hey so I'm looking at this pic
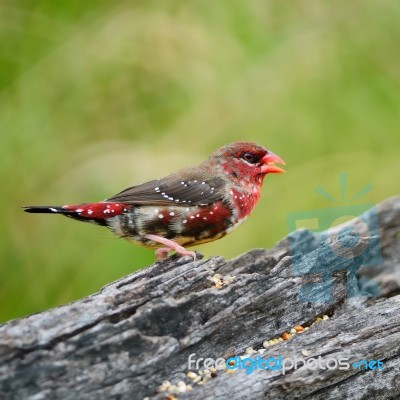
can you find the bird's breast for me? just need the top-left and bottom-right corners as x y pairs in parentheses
(228, 187), (260, 220)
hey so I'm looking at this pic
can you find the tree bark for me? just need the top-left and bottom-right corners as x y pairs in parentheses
(1, 196), (399, 400)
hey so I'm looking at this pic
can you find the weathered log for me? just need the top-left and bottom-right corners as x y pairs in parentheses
(1, 196), (399, 400)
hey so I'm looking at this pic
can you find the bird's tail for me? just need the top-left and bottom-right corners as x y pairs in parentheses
(23, 202), (129, 227)
(22, 206), (74, 215)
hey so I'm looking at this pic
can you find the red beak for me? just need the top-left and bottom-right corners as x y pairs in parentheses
(260, 151), (286, 174)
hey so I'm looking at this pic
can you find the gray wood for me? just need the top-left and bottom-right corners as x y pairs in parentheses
(1, 196), (399, 400)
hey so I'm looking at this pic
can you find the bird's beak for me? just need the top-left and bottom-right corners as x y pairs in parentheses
(260, 151), (286, 174)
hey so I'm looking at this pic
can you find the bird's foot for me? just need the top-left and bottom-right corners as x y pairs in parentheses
(145, 234), (197, 261)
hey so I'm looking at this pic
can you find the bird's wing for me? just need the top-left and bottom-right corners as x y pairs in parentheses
(106, 171), (226, 207)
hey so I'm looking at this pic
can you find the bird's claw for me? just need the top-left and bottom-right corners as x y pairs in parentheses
(155, 247), (196, 261)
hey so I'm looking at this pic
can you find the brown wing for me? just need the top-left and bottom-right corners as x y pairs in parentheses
(106, 171), (225, 207)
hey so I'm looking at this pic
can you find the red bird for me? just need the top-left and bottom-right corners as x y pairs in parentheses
(23, 142), (285, 260)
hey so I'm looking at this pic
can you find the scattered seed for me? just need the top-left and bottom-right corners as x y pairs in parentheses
(323, 315), (329, 320)
(177, 381), (187, 393)
(263, 340), (270, 348)
(157, 381), (171, 392)
(245, 347), (254, 355)
(290, 328), (297, 334)
(168, 385), (178, 394)
(187, 371), (197, 380)
(301, 349), (310, 356)
(281, 332), (291, 340)
(294, 325), (304, 332)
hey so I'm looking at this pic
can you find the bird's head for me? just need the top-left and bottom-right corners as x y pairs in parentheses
(207, 141), (285, 186)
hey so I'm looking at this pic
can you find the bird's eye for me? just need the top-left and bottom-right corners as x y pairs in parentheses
(242, 152), (258, 163)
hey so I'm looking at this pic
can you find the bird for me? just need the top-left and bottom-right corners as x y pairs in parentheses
(23, 142), (285, 260)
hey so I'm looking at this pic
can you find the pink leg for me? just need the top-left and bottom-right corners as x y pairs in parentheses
(145, 234), (196, 260)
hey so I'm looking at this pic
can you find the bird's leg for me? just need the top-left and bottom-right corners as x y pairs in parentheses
(144, 234), (197, 260)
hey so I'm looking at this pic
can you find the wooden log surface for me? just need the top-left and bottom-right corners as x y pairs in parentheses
(0, 196), (399, 400)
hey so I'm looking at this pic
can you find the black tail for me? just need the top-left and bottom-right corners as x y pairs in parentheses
(22, 206), (73, 215)
(22, 205), (108, 226)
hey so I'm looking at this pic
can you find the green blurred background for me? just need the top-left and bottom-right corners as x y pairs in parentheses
(1, 0), (399, 322)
